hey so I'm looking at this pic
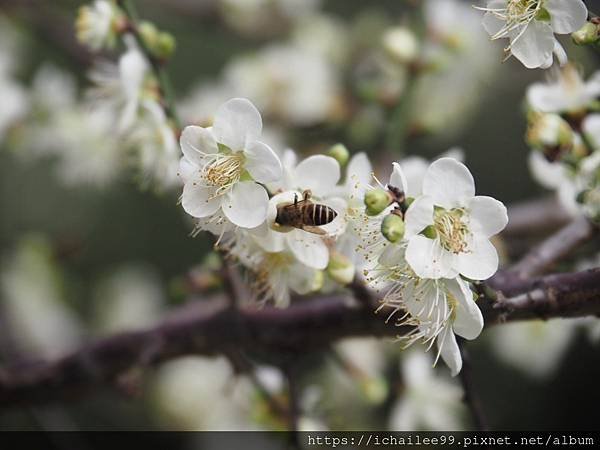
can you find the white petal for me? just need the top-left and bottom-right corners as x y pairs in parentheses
(552, 39), (568, 67)
(447, 278), (484, 340)
(468, 196), (508, 238)
(547, 0), (588, 34)
(293, 155), (341, 197)
(438, 327), (462, 376)
(388, 162), (408, 193)
(253, 229), (286, 253)
(222, 181), (269, 228)
(509, 21), (555, 69)
(405, 235), (457, 279)
(404, 196), (434, 237)
(378, 243), (405, 267)
(180, 126), (218, 166)
(288, 262), (321, 295)
(287, 231), (329, 270)
(347, 152), (372, 186)
(422, 158), (475, 208)
(454, 236), (499, 280)
(178, 156), (196, 184)
(212, 98), (262, 151)
(482, 7), (505, 37)
(244, 141), (282, 183)
(181, 182), (221, 218)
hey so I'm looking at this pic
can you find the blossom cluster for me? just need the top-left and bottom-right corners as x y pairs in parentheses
(525, 65), (600, 222)
(178, 97), (508, 375)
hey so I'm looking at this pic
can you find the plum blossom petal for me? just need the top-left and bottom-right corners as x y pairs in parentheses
(180, 126), (218, 165)
(244, 141), (283, 183)
(181, 182), (220, 218)
(404, 196), (434, 237)
(509, 21), (555, 69)
(212, 98), (262, 151)
(222, 181), (269, 228)
(468, 196), (508, 238)
(293, 155), (340, 197)
(389, 162), (408, 194)
(405, 235), (457, 279)
(287, 231), (329, 269)
(546, 0), (588, 34)
(438, 327), (462, 377)
(422, 158), (475, 208)
(454, 236), (499, 280)
(448, 278), (484, 340)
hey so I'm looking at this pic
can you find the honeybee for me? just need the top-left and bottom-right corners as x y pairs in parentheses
(275, 190), (338, 235)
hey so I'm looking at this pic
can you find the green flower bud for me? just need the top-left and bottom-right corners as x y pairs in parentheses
(155, 32), (176, 60)
(381, 213), (405, 243)
(138, 21), (159, 49)
(138, 22), (176, 60)
(360, 377), (388, 405)
(327, 252), (355, 285)
(364, 188), (391, 216)
(572, 22), (599, 46)
(327, 143), (350, 166)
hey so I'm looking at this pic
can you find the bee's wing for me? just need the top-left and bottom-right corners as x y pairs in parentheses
(301, 225), (327, 236)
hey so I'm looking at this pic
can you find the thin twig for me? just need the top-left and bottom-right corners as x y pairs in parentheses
(119, 0), (181, 129)
(457, 339), (489, 432)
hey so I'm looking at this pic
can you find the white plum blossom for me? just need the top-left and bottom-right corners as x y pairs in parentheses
(225, 44), (340, 126)
(76, 0), (119, 51)
(88, 35), (150, 131)
(179, 98), (282, 229)
(480, 0), (588, 69)
(371, 245), (483, 376)
(404, 158), (508, 280)
(389, 351), (466, 430)
(527, 65), (600, 113)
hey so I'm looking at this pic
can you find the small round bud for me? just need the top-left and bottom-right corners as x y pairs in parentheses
(381, 213), (405, 243)
(526, 113), (573, 151)
(382, 27), (419, 64)
(364, 188), (391, 216)
(361, 377), (388, 405)
(572, 22), (599, 46)
(155, 32), (176, 60)
(138, 21), (159, 49)
(327, 252), (355, 285)
(327, 143), (350, 167)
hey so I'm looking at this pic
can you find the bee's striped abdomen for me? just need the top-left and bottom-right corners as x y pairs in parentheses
(305, 204), (337, 226)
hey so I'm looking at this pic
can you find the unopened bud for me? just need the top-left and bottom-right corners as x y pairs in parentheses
(138, 22), (176, 60)
(572, 22), (599, 46)
(155, 32), (176, 60)
(361, 377), (388, 404)
(381, 213), (405, 243)
(364, 188), (391, 216)
(327, 252), (355, 285)
(382, 27), (419, 64)
(526, 113), (573, 151)
(327, 143), (350, 166)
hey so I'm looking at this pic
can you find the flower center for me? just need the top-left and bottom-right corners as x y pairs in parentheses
(201, 152), (245, 195)
(433, 208), (470, 254)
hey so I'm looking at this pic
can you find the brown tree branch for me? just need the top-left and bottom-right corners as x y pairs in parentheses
(0, 268), (599, 409)
(489, 216), (598, 296)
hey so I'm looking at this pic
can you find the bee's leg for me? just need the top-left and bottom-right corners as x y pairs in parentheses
(302, 189), (312, 201)
(301, 225), (327, 236)
(294, 193), (298, 206)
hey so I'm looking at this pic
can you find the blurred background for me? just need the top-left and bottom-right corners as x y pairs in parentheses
(1, 0), (600, 434)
